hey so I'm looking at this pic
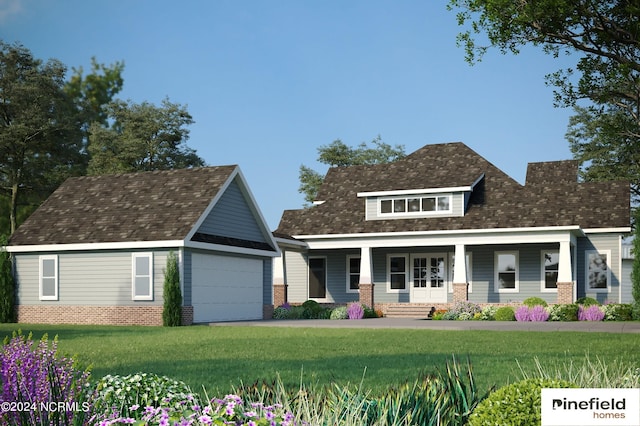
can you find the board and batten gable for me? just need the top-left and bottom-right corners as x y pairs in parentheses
(14, 249), (170, 306)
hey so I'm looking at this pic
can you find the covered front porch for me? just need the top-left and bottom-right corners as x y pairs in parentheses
(273, 226), (582, 311)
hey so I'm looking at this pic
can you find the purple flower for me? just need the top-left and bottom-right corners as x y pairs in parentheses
(514, 305), (531, 321)
(529, 305), (549, 322)
(579, 305), (605, 321)
(347, 302), (365, 319)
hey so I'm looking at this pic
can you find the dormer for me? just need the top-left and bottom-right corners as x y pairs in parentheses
(358, 173), (485, 221)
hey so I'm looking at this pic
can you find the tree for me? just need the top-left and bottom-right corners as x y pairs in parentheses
(87, 98), (205, 174)
(0, 236), (15, 323)
(448, 0), (640, 200)
(0, 42), (83, 234)
(162, 251), (182, 327)
(298, 136), (405, 204)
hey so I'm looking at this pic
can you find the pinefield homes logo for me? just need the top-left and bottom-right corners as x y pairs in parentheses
(541, 389), (640, 426)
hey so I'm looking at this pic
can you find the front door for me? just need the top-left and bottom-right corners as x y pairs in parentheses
(411, 254), (447, 303)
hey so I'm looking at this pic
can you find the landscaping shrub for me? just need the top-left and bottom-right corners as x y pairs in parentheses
(432, 309), (447, 320)
(515, 305), (549, 322)
(602, 303), (634, 321)
(330, 306), (348, 320)
(578, 304), (605, 321)
(468, 378), (576, 426)
(442, 301), (481, 320)
(522, 297), (548, 308)
(90, 372), (194, 422)
(347, 302), (364, 319)
(494, 306), (515, 321)
(272, 304), (291, 319)
(162, 251), (182, 327)
(479, 305), (497, 321)
(0, 331), (91, 425)
(576, 296), (601, 306)
(302, 299), (327, 319)
(363, 304), (378, 318)
(548, 303), (579, 321)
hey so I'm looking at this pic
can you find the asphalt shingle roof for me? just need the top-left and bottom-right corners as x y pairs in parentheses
(9, 166), (237, 246)
(276, 142), (630, 236)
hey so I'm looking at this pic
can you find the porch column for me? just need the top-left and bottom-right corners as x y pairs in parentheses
(358, 246), (375, 309)
(556, 240), (574, 304)
(272, 251), (287, 308)
(452, 244), (469, 303)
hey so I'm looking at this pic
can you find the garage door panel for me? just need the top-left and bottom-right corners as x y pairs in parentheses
(192, 253), (263, 322)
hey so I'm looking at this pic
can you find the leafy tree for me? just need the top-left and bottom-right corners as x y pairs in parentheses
(448, 0), (640, 200)
(0, 41), (83, 234)
(64, 57), (124, 162)
(0, 236), (15, 323)
(87, 98), (205, 174)
(162, 251), (182, 327)
(298, 136), (405, 204)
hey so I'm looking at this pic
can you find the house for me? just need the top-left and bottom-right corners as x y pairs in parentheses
(6, 166), (280, 325)
(273, 142), (631, 315)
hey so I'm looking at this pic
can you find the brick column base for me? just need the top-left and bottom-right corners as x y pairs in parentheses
(359, 283), (374, 309)
(452, 283), (468, 303)
(556, 282), (574, 304)
(273, 284), (287, 308)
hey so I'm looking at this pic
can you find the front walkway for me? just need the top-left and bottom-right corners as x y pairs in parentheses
(208, 318), (640, 333)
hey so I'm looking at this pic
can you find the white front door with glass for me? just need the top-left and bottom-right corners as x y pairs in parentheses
(410, 254), (447, 303)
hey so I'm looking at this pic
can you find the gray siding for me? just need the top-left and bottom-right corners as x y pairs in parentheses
(14, 250), (170, 306)
(263, 258), (272, 305)
(182, 250), (192, 305)
(622, 259), (633, 303)
(197, 178), (267, 243)
(284, 250), (308, 303)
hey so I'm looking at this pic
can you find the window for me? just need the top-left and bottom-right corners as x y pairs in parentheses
(542, 251), (559, 292)
(388, 255), (408, 292)
(495, 251), (518, 292)
(379, 195), (452, 216)
(347, 256), (360, 292)
(309, 257), (326, 299)
(39, 255), (58, 301)
(586, 250), (610, 293)
(132, 253), (153, 300)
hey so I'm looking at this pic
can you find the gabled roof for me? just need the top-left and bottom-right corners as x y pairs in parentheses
(276, 142), (630, 236)
(9, 166), (278, 254)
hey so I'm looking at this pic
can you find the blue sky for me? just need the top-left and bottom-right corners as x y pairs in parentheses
(2, 0), (577, 229)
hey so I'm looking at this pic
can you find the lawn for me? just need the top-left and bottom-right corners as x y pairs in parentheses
(1, 323), (638, 398)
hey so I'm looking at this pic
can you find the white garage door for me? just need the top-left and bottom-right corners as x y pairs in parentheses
(191, 253), (263, 322)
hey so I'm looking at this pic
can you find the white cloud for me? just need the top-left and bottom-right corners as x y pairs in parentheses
(0, 0), (23, 23)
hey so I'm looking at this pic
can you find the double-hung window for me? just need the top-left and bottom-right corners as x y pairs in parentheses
(132, 253), (153, 300)
(541, 251), (559, 292)
(495, 251), (518, 292)
(586, 250), (610, 293)
(388, 255), (408, 292)
(39, 255), (58, 301)
(347, 256), (360, 292)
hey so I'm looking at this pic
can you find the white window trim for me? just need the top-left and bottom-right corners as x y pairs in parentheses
(39, 255), (59, 301)
(308, 256), (328, 301)
(132, 252), (154, 301)
(387, 254), (409, 293)
(541, 250), (559, 293)
(494, 251), (519, 293)
(346, 255), (360, 294)
(448, 252), (472, 293)
(585, 250), (611, 294)
(378, 194), (453, 217)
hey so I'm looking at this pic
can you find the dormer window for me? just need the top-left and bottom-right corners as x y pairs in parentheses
(379, 195), (452, 216)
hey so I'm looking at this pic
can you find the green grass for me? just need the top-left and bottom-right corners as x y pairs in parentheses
(1, 323), (638, 398)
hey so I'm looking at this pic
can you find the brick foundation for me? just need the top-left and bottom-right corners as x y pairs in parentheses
(452, 282), (469, 303)
(17, 305), (195, 326)
(556, 282), (574, 304)
(359, 283), (374, 308)
(273, 284), (287, 308)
